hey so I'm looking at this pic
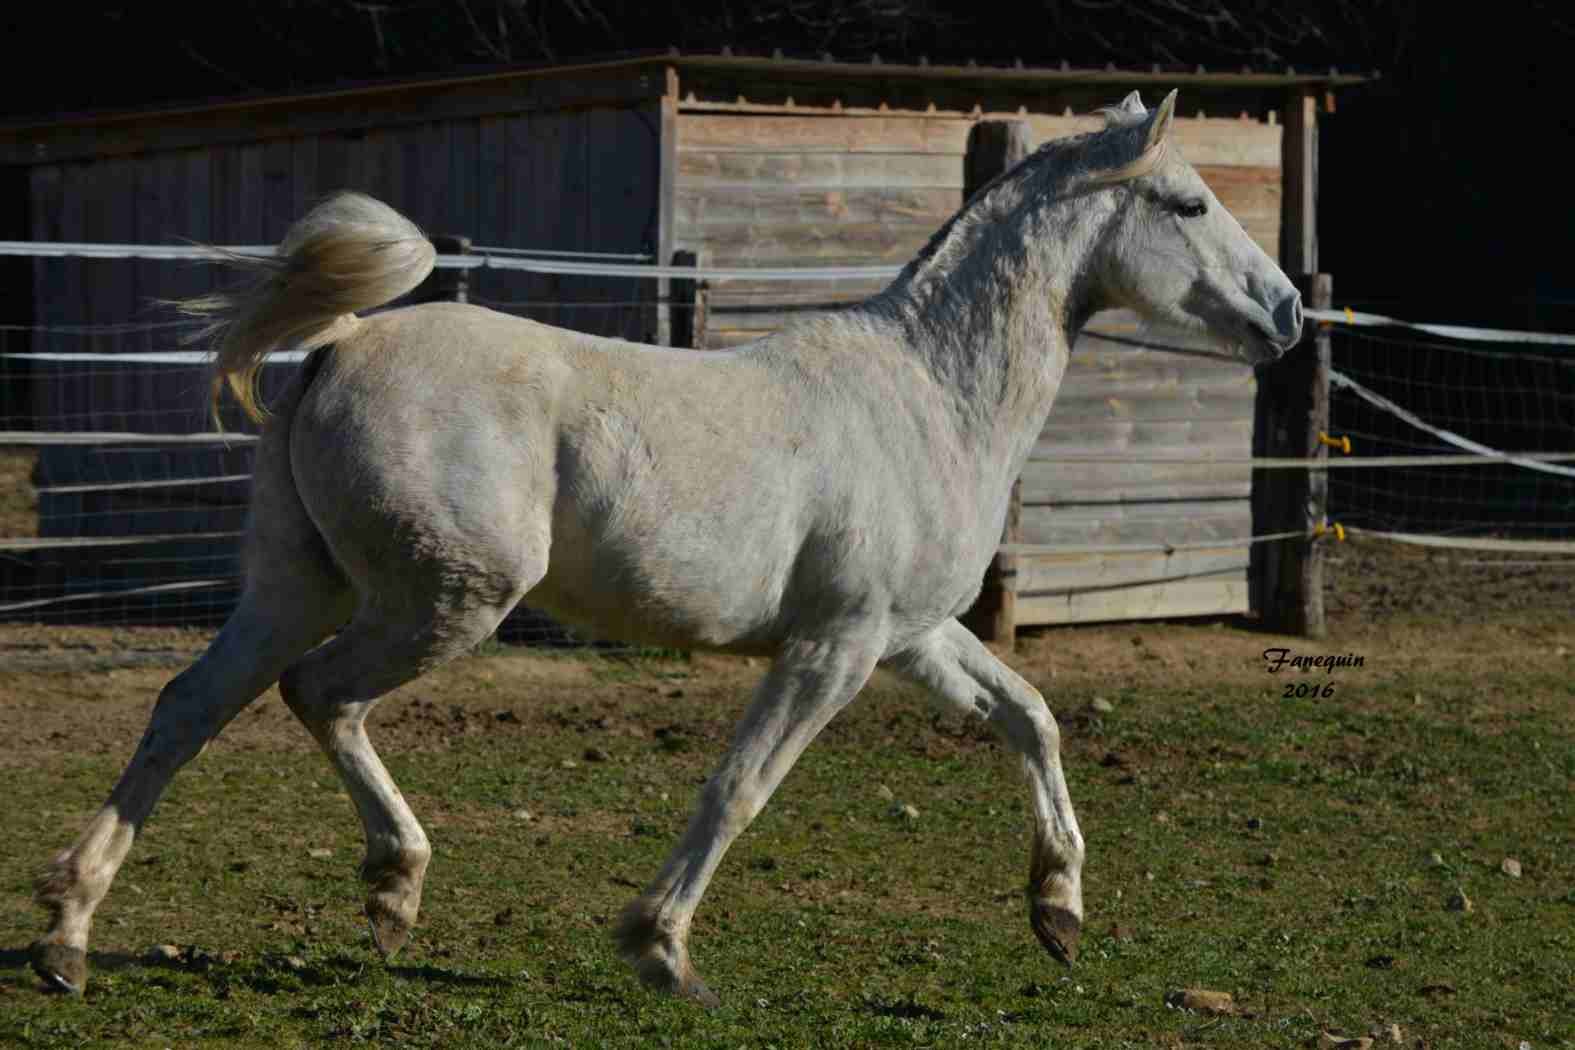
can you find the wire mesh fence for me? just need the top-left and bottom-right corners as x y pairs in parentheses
(0, 305), (641, 643)
(1328, 327), (1575, 540)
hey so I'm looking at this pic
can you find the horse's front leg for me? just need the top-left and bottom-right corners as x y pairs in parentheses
(887, 617), (1085, 964)
(616, 631), (883, 1006)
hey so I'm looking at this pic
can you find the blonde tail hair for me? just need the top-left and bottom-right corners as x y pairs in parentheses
(175, 192), (436, 425)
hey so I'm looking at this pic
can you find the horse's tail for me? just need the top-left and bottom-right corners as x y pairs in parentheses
(174, 192), (436, 425)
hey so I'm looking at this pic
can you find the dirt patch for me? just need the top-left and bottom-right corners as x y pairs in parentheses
(1324, 533), (1571, 626)
(0, 534), (1568, 767)
(0, 448), (37, 539)
(2, 610), (1568, 772)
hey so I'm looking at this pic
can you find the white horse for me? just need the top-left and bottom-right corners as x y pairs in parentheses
(31, 91), (1301, 1004)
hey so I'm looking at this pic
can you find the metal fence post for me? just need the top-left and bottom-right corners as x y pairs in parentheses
(670, 249), (707, 349)
(426, 234), (471, 303)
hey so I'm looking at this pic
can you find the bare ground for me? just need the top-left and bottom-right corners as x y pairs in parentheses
(0, 533), (1568, 768)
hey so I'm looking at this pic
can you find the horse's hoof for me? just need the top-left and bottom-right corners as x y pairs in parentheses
(635, 962), (722, 1008)
(365, 907), (413, 958)
(615, 898), (721, 1007)
(681, 972), (722, 1009)
(1030, 901), (1081, 966)
(31, 941), (87, 995)
(626, 954), (723, 1008)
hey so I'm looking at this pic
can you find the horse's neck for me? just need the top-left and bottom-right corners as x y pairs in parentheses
(875, 188), (1095, 478)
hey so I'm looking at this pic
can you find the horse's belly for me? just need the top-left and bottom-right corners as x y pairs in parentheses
(526, 513), (794, 653)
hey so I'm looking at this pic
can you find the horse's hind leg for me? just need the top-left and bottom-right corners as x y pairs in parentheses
(32, 386), (350, 995)
(887, 618), (1086, 965)
(31, 575), (350, 993)
(278, 582), (529, 959)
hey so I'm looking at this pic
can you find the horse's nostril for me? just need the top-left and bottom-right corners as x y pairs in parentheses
(1275, 293), (1304, 343)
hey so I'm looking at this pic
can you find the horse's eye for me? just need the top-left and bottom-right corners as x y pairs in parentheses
(1174, 199), (1208, 219)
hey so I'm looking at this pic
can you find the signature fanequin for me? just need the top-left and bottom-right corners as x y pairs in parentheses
(1262, 647), (1365, 699)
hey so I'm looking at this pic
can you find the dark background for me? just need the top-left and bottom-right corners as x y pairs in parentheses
(4, 0), (1571, 331)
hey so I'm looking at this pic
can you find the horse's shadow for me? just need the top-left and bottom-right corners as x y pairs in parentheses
(385, 962), (509, 989)
(1, 945), (509, 994)
(0, 946), (147, 994)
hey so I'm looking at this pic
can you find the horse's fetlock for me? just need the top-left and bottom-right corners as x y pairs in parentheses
(615, 897), (682, 960)
(360, 844), (429, 887)
(34, 850), (107, 908)
(34, 854), (77, 904)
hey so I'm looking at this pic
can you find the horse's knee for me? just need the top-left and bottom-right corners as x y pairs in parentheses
(990, 679), (1059, 752)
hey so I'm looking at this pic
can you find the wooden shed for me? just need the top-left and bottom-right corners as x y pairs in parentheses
(0, 52), (1361, 628)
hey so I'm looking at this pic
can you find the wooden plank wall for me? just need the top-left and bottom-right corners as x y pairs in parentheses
(1020, 314), (1260, 625)
(20, 102), (661, 618)
(1018, 115), (1279, 626)
(675, 113), (963, 347)
(673, 106), (1279, 626)
(470, 104), (662, 339)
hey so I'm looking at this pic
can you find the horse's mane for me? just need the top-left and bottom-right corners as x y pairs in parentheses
(893, 110), (1166, 290)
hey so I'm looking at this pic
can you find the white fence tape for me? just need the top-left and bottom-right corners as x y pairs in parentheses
(999, 530), (1306, 557)
(36, 474), (251, 496)
(1034, 452), (1575, 469)
(6, 350), (251, 364)
(6, 239), (1575, 344)
(0, 431), (258, 446)
(1307, 307), (1575, 347)
(0, 242), (274, 261)
(1002, 527), (1575, 558)
(0, 531), (241, 553)
(0, 241), (648, 263)
(0, 578), (234, 616)
(0, 240), (898, 282)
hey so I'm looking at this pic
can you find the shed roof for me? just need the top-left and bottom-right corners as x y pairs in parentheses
(0, 49), (1371, 166)
(668, 49), (1370, 90)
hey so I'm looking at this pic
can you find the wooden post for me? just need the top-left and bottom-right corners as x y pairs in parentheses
(654, 72), (679, 346)
(426, 234), (471, 303)
(1250, 275), (1331, 638)
(960, 119), (1031, 647)
(1250, 87), (1328, 637)
(670, 250), (708, 349)
(1280, 89), (1319, 279)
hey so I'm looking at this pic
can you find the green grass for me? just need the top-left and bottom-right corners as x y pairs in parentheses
(2, 648), (1572, 1048)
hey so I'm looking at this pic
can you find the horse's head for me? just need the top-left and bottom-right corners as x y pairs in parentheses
(1083, 90), (1303, 364)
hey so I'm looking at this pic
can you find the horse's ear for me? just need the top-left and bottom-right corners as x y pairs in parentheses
(1144, 90), (1178, 151)
(1118, 91), (1146, 117)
